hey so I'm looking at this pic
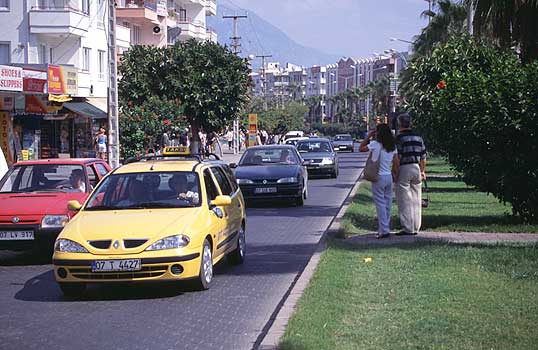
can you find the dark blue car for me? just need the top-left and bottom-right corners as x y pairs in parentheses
(231, 145), (308, 206)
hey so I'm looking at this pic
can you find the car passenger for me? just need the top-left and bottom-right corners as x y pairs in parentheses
(117, 179), (145, 207)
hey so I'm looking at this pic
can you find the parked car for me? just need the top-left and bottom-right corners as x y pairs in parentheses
(0, 158), (111, 251)
(52, 148), (246, 296)
(332, 134), (355, 152)
(296, 138), (339, 178)
(0, 147), (7, 179)
(231, 145), (308, 206)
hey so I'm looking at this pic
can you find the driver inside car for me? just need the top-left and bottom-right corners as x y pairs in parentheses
(169, 174), (199, 204)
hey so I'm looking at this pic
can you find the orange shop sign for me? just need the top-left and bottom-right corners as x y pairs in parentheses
(0, 112), (14, 164)
(47, 65), (78, 95)
(0, 65), (23, 92)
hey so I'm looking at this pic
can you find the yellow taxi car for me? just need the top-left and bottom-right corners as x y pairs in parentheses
(52, 147), (246, 297)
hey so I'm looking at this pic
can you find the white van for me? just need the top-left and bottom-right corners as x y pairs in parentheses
(284, 130), (304, 140)
(0, 147), (8, 179)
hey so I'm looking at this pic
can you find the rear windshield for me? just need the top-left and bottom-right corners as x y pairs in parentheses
(0, 164), (86, 193)
(239, 148), (299, 165)
(85, 171), (201, 210)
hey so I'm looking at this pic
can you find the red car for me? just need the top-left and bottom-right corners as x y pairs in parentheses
(0, 158), (111, 251)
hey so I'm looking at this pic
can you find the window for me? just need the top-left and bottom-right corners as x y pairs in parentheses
(82, 47), (91, 71)
(131, 24), (140, 44)
(38, 44), (48, 64)
(0, 0), (9, 11)
(203, 169), (219, 204)
(221, 165), (239, 193)
(95, 163), (108, 177)
(82, 0), (89, 15)
(178, 8), (186, 21)
(98, 50), (105, 80)
(97, 0), (105, 28)
(210, 167), (234, 196)
(86, 165), (98, 188)
(0, 43), (10, 64)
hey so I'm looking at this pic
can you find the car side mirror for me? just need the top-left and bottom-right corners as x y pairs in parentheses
(67, 200), (82, 211)
(210, 195), (232, 207)
(229, 163), (237, 169)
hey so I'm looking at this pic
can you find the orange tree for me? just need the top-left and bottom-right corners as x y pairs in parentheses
(401, 35), (538, 222)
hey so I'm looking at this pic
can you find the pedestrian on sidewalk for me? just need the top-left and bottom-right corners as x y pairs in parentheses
(94, 127), (107, 160)
(393, 113), (427, 235)
(225, 129), (233, 150)
(360, 124), (399, 238)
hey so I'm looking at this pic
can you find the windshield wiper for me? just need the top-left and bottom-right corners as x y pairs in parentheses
(240, 163), (262, 166)
(85, 205), (118, 211)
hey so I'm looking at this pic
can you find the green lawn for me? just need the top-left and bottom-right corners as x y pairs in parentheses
(280, 242), (538, 350)
(342, 156), (538, 233)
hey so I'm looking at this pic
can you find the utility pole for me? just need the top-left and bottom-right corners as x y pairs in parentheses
(223, 14), (247, 154)
(222, 15), (248, 54)
(107, 0), (119, 168)
(256, 54), (272, 109)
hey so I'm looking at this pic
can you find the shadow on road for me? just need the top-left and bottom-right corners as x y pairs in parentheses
(0, 249), (53, 266)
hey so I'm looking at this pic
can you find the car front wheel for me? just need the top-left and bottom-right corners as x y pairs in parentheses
(195, 239), (213, 290)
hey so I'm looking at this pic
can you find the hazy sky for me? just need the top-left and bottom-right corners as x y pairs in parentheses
(221, 0), (429, 57)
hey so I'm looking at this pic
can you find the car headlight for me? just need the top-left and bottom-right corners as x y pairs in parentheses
(41, 215), (69, 229)
(321, 158), (334, 165)
(237, 178), (254, 184)
(277, 177), (298, 183)
(145, 235), (190, 251)
(54, 239), (88, 253)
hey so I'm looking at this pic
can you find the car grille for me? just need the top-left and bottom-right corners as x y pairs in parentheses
(123, 239), (148, 248)
(251, 179), (279, 185)
(88, 240), (111, 249)
(68, 265), (168, 280)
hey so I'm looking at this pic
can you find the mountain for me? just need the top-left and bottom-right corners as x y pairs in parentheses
(207, 2), (340, 69)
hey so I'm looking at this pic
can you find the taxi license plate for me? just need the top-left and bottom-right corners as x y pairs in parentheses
(91, 259), (141, 272)
(0, 231), (34, 240)
(255, 187), (277, 194)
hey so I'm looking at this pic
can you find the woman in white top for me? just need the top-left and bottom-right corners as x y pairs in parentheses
(359, 124), (400, 238)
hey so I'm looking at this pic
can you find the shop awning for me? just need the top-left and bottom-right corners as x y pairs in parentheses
(64, 98), (107, 119)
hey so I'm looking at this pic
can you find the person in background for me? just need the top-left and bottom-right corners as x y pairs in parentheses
(394, 113), (427, 235)
(225, 129), (234, 150)
(94, 127), (107, 160)
(359, 124), (399, 239)
(161, 128), (171, 150)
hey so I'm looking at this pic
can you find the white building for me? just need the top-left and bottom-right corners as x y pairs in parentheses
(116, 0), (217, 47)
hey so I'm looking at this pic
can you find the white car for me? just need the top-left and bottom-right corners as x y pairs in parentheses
(284, 131), (305, 140)
(0, 147), (8, 179)
(284, 137), (309, 146)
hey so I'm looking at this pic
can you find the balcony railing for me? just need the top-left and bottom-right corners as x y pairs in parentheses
(32, 0), (88, 15)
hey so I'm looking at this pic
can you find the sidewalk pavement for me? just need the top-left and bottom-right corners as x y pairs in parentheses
(219, 149), (243, 165)
(346, 231), (538, 246)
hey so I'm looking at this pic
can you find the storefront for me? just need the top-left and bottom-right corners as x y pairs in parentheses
(1, 64), (106, 163)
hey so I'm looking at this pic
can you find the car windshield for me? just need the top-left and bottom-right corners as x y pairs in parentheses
(239, 148), (299, 165)
(0, 164), (87, 193)
(85, 171), (201, 210)
(297, 141), (332, 153)
(335, 135), (352, 141)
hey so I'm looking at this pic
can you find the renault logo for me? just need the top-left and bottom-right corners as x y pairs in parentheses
(262, 180), (267, 184)
(11, 216), (20, 224)
(113, 240), (120, 249)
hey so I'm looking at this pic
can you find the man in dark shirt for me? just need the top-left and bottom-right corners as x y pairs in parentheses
(394, 113), (427, 235)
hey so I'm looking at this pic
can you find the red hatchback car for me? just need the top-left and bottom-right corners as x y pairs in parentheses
(0, 158), (111, 251)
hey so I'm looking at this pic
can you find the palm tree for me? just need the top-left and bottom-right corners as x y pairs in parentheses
(413, 0), (468, 57)
(469, 0), (538, 63)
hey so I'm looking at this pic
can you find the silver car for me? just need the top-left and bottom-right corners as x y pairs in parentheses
(332, 134), (355, 152)
(296, 138), (338, 178)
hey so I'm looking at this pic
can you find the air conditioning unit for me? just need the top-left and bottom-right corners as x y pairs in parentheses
(152, 26), (161, 34)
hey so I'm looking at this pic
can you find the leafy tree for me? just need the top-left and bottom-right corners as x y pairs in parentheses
(401, 35), (538, 222)
(119, 39), (251, 154)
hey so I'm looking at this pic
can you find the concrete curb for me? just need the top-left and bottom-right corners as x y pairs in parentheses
(256, 170), (365, 350)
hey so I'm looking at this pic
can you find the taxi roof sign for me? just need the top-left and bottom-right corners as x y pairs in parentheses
(163, 146), (191, 156)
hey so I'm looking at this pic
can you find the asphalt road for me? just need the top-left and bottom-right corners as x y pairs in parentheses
(0, 149), (366, 350)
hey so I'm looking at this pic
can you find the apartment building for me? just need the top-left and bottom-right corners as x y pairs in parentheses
(116, 0), (217, 47)
(0, 0), (112, 161)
